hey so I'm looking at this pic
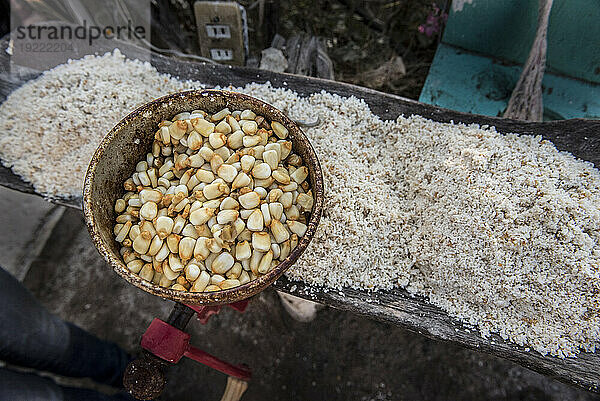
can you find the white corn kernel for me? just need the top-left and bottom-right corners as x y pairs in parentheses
(247, 209), (264, 231)
(220, 279), (241, 290)
(169, 253), (184, 272)
(194, 237), (211, 261)
(271, 243), (281, 259)
(227, 130), (244, 149)
(211, 108), (230, 121)
(203, 182), (228, 199)
(189, 207), (215, 225)
(210, 154), (224, 174)
(210, 274), (226, 286)
(231, 172), (251, 190)
(280, 240), (291, 260)
(148, 235), (163, 256)
(188, 131), (203, 150)
(198, 146), (214, 162)
(241, 120), (258, 134)
(169, 120), (187, 140)
(211, 252), (235, 274)
(287, 221), (307, 237)
(268, 189), (283, 203)
(270, 219), (290, 243)
(258, 250), (274, 274)
(163, 262), (179, 280)
(217, 164), (237, 183)
(214, 146), (231, 161)
(261, 203), (272, 226)
(215, 120), (232, 134)
(203, 199), (222, 209)
(252, 231), (271, 252)
(238, 191), (261, 209)
(296, 192), (314, 211)
(191, 271), (210, 292)
(140, 201), (158, 220)
(192, 118), (215, 136)
(115, 221), (132, 242)
(280, 182), (298, 192)
(263, 149), (279, 170)
(240, 155), (255, 173)
(166, 234), (181, 253)
(227, 115), (241, 131)
(290, 166), (308, 184)
(217, 209), (239, 225)
(271, 121), (288, 139)
(242, 135), (261, 148)
(209, 132), (227, 148)
(183, 264), (200, 282)
(133, 231), (152, 254)
(155, 216), (174, 239)
(140, 189), (162, 203)
(115, 198), (126, 213)
(280, 141), (293, 159)
(220, 196), (239, 210)
(280, 192), (293, 208)
(128, 197), (142, 208)
(254, 186), (267, 199)
(139, 263), (154, 282)
(155, 242), (170, 262)
(136, 161), (148, 172)
(235, 241), (251, 260)
(179, 237), (196, 260)
(239, 270), (250, 284)
(240, 110), (256, 120)
(160, 126), (171, 144)
(249, 250), (263, 274)
(272, 168), (291, 185)
(254, 177), (274, 188)
(127, 259), (144, 274)
(173, 215), (186, 234)
(285, 204), (300, 221)
(129, 224), (141, 241)
(196, 169), (215, 183)
(252, 162), (271, 179)
(269, 202), (284, 220)
(227, 263), (242, 279)
(171, 284), (187, 291)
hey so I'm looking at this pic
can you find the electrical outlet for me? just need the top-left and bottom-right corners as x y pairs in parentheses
(210, 48), (234, 61)
(206, 25), (231, 39)
(194, 1), (248, 66)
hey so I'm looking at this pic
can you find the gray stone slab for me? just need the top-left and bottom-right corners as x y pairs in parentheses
(21, 209), (600, 401)
(0, 187), (63, 281)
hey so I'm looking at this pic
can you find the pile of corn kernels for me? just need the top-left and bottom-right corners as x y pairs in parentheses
(113, 107), (314, 292)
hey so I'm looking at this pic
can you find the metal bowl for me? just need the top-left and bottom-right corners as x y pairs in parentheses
(83, 89), (324, 305)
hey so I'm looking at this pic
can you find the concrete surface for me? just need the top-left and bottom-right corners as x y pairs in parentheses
(18, 208), (600, 401)
(0, 187), (63, 280)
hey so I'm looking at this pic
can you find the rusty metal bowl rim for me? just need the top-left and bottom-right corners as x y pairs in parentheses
(83, 89), (324, 305)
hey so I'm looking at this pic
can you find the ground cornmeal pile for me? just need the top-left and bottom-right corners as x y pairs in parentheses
(0, 51), (598, 358)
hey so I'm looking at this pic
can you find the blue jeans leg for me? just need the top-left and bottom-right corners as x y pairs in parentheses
(0, 266), (130, 387)
(0, 368), (135, 401)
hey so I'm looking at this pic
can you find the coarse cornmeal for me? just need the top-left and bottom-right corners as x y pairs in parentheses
(0, 51), (598, 358)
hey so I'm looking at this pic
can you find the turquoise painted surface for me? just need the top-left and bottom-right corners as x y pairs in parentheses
(419, 44), (600, 120)
(444, 0), (600, 84)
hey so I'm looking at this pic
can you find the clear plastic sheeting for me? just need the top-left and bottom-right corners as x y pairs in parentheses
(9, 0), (151, 71)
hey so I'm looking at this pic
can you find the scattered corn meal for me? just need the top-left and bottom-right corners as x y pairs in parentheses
(113, 107), (313, 292)
(1, 50), (599, 358)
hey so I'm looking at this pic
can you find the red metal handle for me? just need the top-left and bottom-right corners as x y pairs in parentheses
(141, 318), (251, 380)
(183, 345), (251, 381)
